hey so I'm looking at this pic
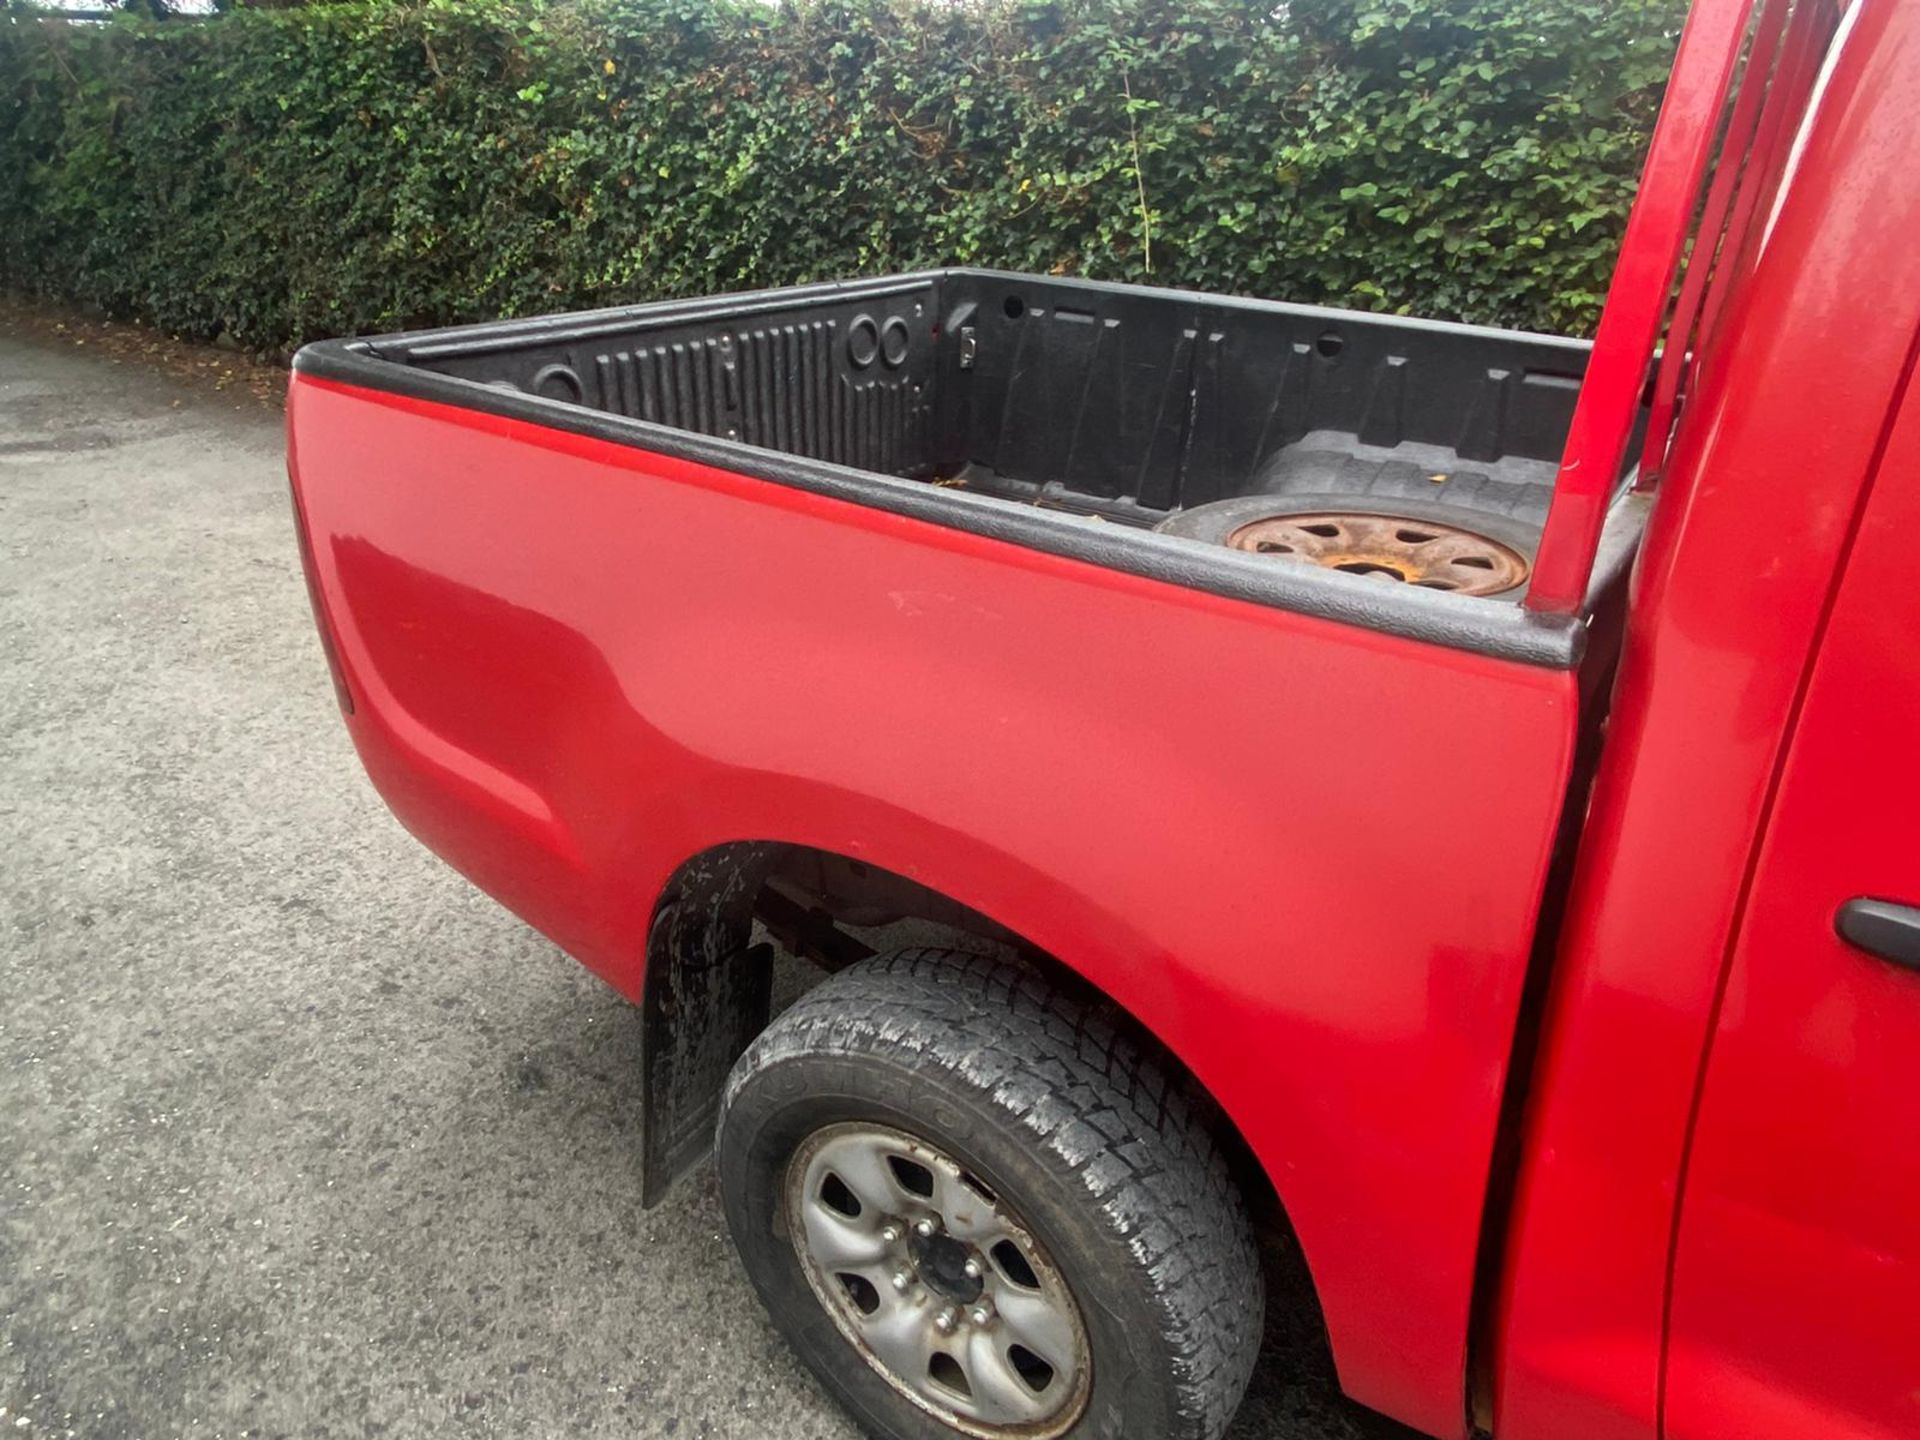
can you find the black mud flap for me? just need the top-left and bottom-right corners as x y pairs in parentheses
(640, 844), (778, 1206)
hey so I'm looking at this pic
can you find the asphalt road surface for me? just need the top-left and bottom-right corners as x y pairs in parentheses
(0, 321), (1416, 1440)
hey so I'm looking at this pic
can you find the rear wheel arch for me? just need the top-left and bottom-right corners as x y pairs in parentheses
(635, 841), (1294, 1248)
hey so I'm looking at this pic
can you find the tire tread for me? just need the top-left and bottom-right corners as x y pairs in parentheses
(720, 948), (1263, 1440)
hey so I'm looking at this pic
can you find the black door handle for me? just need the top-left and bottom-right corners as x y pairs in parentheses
(1836, 898), (1920, 972)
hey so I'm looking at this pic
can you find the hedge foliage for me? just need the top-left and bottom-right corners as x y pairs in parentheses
(0, 0), (1686, 354)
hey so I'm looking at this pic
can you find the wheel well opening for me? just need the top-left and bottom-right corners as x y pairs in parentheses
(738, 847), (1285, 1209)
(645, 844), (1336, 1390)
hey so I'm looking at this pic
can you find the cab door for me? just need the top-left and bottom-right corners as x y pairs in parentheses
(1663, 380), (1920, 1440)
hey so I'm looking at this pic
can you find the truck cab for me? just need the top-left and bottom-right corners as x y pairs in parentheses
(286, 1), (1920, 1436)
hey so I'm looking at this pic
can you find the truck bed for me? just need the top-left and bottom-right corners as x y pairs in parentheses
(286, 268), (1641, 1437)
(296, 269), (1644, 666)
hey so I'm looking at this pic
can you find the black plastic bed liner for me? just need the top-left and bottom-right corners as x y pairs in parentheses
(294, 269), (1646, 668)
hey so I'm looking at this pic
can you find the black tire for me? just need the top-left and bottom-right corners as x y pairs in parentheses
(716, 948), (1263, 1440)
(1154, 491), (1544, 562)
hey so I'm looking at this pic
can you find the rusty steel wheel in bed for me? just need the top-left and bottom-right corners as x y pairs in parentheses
(1225, 511), (1531, 596)
(1155, 493), (1542, 600)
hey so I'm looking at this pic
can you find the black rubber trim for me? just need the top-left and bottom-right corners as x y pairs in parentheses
(292, 269), (1623, 669)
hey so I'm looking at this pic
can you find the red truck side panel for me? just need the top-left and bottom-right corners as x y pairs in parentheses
(288, 377), (1578, 1438)
(1492, 3), (1920, 1435)
(1663, 357), (1920, 1440)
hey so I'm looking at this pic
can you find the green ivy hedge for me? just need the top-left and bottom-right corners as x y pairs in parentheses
(0, 0), (1685, 354)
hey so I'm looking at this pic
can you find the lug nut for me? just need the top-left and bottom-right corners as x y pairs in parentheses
(914, 1218), (935, 1238)
(970, 1304), (991, 1326)
(962, 1258), (981, 1279)
(934, 1307), (957, 1334)
(880, 1225), (901, 1244)
(891, 1271), (911, 1292)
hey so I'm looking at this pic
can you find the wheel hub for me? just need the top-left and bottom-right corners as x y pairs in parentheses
(1225, 510), (1530, 596)
(910, 1226), (987, 1305)
(786, 1122), (1091, 1438)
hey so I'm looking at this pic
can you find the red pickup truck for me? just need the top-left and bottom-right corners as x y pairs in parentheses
(285, 0), (1920, 1436)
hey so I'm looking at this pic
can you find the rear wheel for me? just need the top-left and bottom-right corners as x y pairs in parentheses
(716, 948), (1263, 1440)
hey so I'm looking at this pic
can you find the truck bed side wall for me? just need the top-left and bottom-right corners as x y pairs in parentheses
(288, 376), (1580, 1437)
(938, 271), (1589, 515)
(378, 268), (1596, 529)
(381, 274), (948, 481)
